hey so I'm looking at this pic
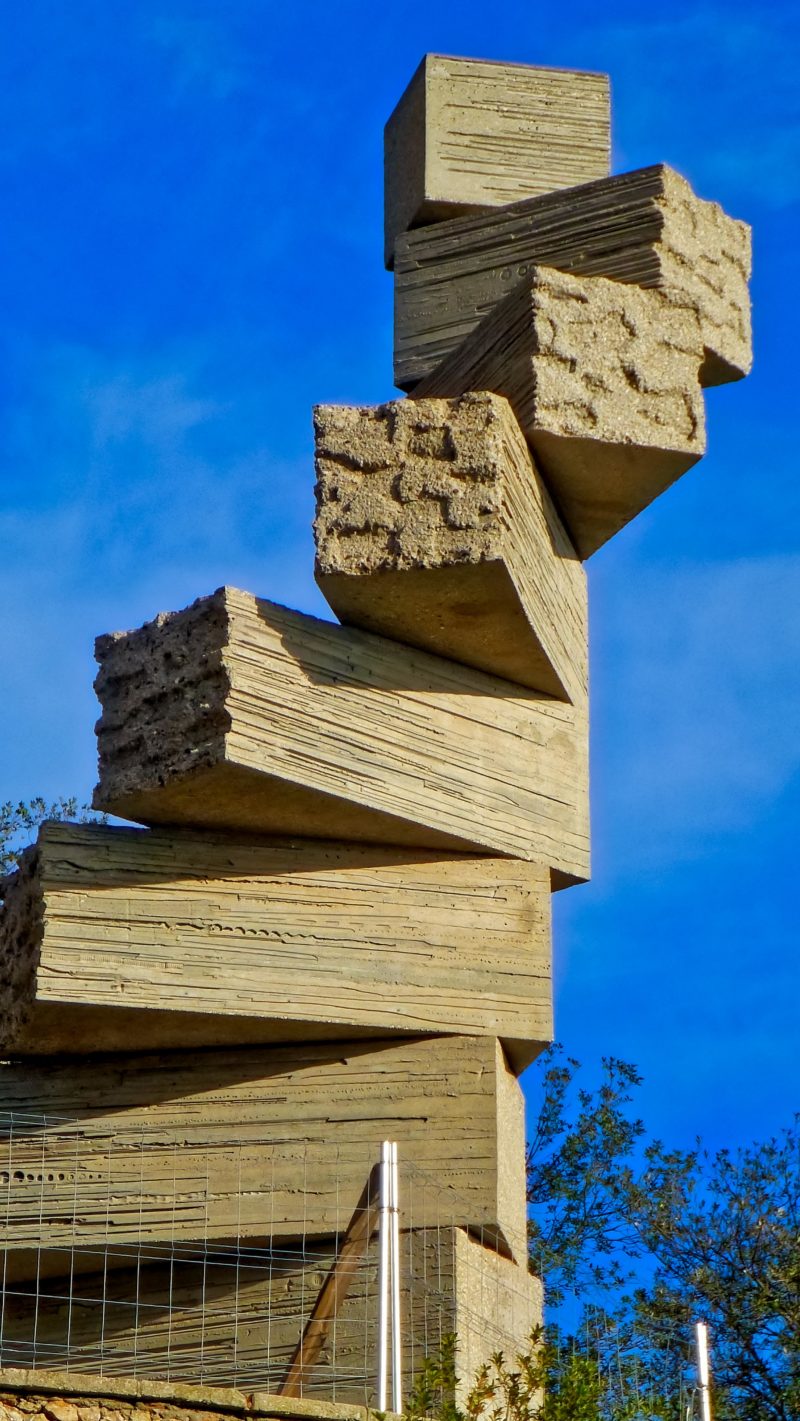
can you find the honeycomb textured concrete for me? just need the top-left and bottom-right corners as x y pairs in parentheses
(394, 163), (752, 390)
(314, 391), (587, 697)
(415, 264), (707, 556)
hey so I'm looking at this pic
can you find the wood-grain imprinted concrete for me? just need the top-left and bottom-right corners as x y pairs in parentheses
(1, 820), (551, 1070)
(93, 588), (589, 885)
(394, 163), (751, 390)
(0, 1036), (528, 1269)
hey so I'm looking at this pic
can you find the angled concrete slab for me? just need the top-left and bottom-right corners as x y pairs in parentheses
(314, 392), (587, 700)
(92, 587), (589, 885)
(394, 163), (751, 391)
(415, 266), (706, 557)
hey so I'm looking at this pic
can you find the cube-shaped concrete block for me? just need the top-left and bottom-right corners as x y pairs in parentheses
(385, 54), (610, 268)
(0, 820), (552, 1071)
(394, 163), (752, 390)
(415, 266), (707, 558)
(314, 392), (587, 701)
(92, 587), (590, 885)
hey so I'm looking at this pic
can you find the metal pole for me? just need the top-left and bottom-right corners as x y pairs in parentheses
(695, 1321), (712, 1421)
(376, 1142), (391, 1411)
(389, 1142), (402, 1412)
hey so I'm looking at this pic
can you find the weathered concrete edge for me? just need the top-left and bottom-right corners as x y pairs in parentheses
(0, 1369), (398, 1421)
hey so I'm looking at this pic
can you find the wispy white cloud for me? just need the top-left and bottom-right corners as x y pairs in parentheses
(0, 334), (328, 800)
(0, 339), (319, 586)
(81, 369), (222, 451)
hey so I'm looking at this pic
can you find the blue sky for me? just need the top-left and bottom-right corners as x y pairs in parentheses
(0, 0), (797, 1156)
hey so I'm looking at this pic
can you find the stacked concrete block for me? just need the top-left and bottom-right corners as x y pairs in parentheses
(314, 391), (587, 698)
(0, 1038), (528, 1266)
(414, 267), (706, 556)
(0, 46), (751, 1411)
(0, 821), (551, 1068)
(384, 55), (610, 268)
(394, 163), (752, 390)
(91, 587), (590, 884)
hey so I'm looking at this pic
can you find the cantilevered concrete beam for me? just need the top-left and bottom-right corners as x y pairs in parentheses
(1, 820), (551, 1071)
(314, 392), (587, 699)
(394, 163), (751, 390)
(0, 1036), (528, 1267)
(93, 587), (589, 884)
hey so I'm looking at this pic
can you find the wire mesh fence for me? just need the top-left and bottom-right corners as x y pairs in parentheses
(555, 1305), (716, 1421)
(0, 1110), (536, 1405)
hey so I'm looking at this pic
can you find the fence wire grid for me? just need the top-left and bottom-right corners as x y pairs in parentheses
(0, 1110), (535, 1405)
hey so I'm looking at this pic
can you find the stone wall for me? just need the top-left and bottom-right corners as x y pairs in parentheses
(0, 1369), (379, 1421)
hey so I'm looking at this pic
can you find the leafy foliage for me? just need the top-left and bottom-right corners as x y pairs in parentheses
(527, 1048), (645, 1302)
(404, 1333), (463, 1421)
(403, 1329), (603, 1421)
(527, 1047), (800, 1421)
(402, 1328), (674, 1421)
(462, 1335), (603, 1421)
(0, 797), (101, 878)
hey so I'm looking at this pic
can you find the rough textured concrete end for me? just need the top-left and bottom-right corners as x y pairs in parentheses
(314, 391), (587, 698)
(415, 265), (707, 557)
(0, 844), (44, 1050)
(658, 165), (752, 387)
(393, 162), (751, 391)
(92, 590), (233, 817)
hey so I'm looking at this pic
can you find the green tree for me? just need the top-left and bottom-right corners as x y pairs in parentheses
(526, 1049), (645, 1303)
(0, 796), (99, 878)
(402, 1326), (676, 1421)
(527, 1047), (800, 1421)
(403, 1330), (608, 1421)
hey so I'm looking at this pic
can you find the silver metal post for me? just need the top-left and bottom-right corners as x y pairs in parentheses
(695, 1321), (712, 1421)
(376, 1142), (391, 1410)
(389, 1142), (402, 1412)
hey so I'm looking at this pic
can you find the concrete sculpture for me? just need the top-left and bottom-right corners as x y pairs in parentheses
(0, 51), (751, 1410)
